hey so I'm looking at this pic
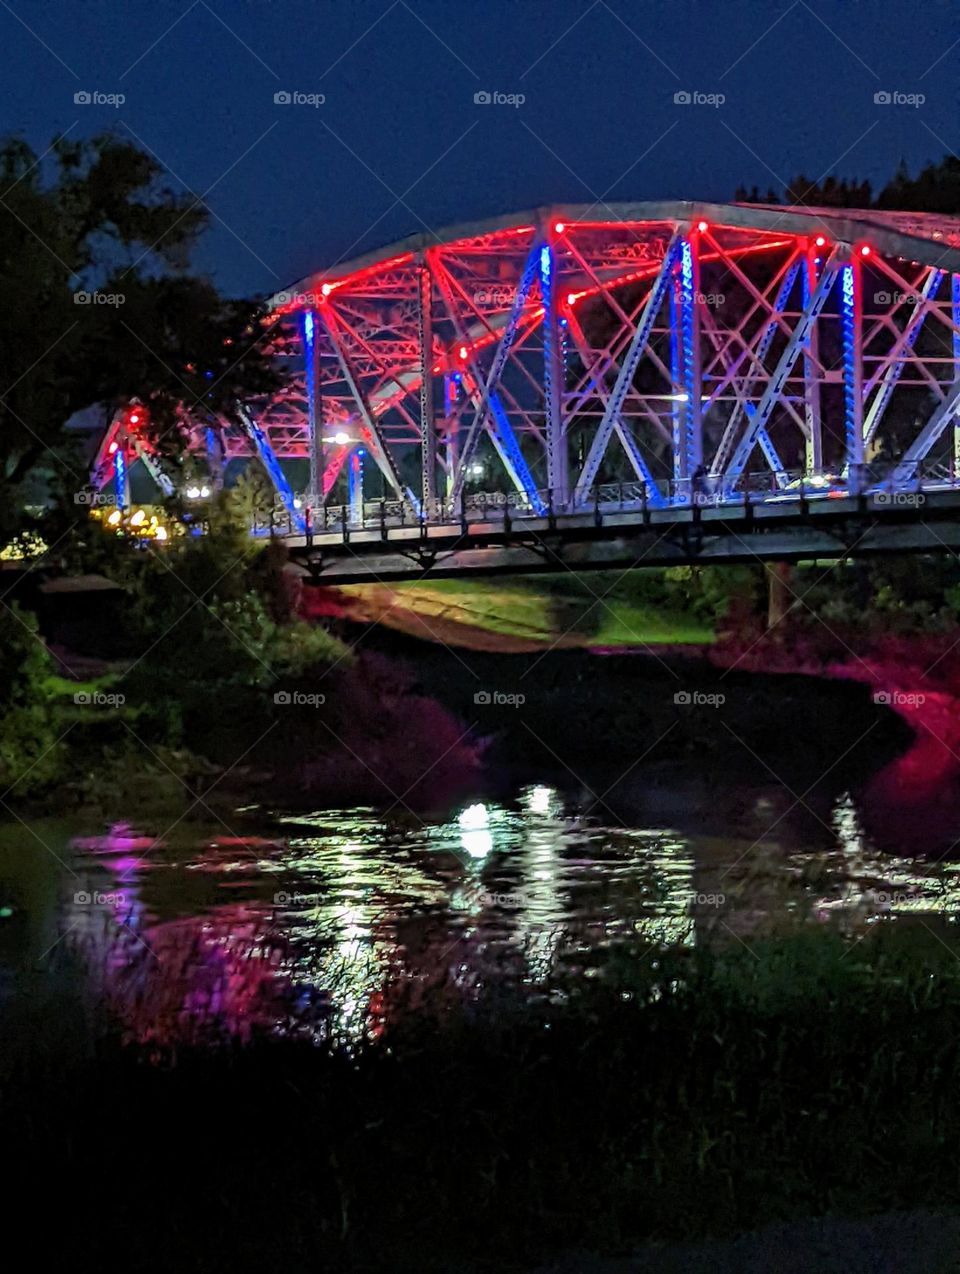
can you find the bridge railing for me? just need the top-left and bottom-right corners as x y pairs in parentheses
(259, 464), (960, 540)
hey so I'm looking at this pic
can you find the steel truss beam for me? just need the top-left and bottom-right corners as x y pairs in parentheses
(725, 248), (842, 483)
(431, 256), (543, 509)
(573, 233), (682, 503)
(316, 306), (409, 504)
(451, 241), (543, 499)
(237, 403), (305, 531)
(540, 240), (569, 505)
(863, 267), (943, 448)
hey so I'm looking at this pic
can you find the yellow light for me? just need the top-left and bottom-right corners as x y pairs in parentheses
(107, 510), (122, 526)
(130, 509), (145, 527)
(155, 525), (168, 541)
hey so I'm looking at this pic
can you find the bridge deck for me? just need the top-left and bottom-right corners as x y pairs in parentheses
(278, 486), (960, 583)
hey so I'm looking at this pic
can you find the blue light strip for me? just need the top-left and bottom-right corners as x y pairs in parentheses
(301, 310), (319, 496)
(348, 447), (363, 522)
(239, 406), (305, 532)
(114, 449), (126, 510)
(678, 239), (698, 477)
(840, 264), (859, 470)
(487, 390), (546, 514)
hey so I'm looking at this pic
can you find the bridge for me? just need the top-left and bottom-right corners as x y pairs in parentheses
(90, 201), (960, 580)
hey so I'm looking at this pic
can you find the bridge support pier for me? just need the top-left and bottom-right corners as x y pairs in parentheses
(766, 561), (794, 631)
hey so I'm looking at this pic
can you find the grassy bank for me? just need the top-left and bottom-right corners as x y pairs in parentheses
(6, 930), (960, 1271)
(324, 571), (717, 650)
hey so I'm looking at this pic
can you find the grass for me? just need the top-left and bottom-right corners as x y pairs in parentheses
(6, 929), (960, 1271)
(358, 573), (714, 646)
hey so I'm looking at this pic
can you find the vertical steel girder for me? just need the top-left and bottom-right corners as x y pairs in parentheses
(417, 258), (437, 506)
(316, 306), (407, 503)
(114, 437), (129, 509)
(725, 249), (842, 482)
(801, 247), (823, 476)
(236, 403), (305, 531)
(953, 274), (960, 472)
(540, 242), (569, 505)
(673, 237), (703, 482)
(840, 260), (864, 487)
(301, 309), (324, 501)
(348, 448), (364, 523)
(574, 233), (681, 501)
(443, 370), (459, 495)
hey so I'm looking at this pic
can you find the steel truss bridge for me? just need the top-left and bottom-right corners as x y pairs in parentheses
(92, 201), (960, 581)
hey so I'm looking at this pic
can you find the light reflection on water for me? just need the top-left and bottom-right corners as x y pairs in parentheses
(4, 783), (960, 1048)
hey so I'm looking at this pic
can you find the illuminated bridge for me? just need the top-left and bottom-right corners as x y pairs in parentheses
(93, 202), (960, 580)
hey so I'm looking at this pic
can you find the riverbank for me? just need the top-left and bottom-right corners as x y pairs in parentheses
(7, 931), (960, 1271)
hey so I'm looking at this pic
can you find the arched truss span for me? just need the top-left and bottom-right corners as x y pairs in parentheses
(94, 202), (960, 520)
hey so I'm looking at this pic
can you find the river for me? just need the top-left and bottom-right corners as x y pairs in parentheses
(3, 716), (960, 1052)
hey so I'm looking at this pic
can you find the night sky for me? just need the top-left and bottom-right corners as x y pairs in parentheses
(1, 0), (956, 298)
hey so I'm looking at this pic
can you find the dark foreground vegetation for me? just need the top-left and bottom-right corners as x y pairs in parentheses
(5, 930), (960, 1272)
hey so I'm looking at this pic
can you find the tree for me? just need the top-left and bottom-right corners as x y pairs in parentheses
(0, 133), (280, 535)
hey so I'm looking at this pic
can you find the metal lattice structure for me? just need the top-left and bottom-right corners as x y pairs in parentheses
(94, 202), (960, 537)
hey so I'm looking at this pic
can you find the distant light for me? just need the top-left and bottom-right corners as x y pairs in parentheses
(860, 245), (871, 257)
(293, 497), (302, 509)
(321, 282), (332, 296)
(107, 510), (122, 526)
(528, 785), (554, 815)
(553, 221), (565, 234)
(459, 345), (469, 360)
(108, 441), (118, 455)
(696, 220), (708, 232)
(566, 292), (577, 306)
(186, 486), (201, 499)
(199, 485), (211, 498)
(459, 802), (488, 830)
(155, 525), (168, 541)
(128, 412), (140, 424)
(468, 462), (485, 478)
(334, 431), (350, 445)
(129, 509), (145, 527)
(815, 235), (826, 247)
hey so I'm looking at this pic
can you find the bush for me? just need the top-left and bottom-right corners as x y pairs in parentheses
(0, 603), (61, 792)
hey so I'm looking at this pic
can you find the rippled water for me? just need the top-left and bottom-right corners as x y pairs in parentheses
(3, 773), (960, 1049)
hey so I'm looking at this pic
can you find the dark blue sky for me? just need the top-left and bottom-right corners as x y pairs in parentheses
(2, 0), (956, 297)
